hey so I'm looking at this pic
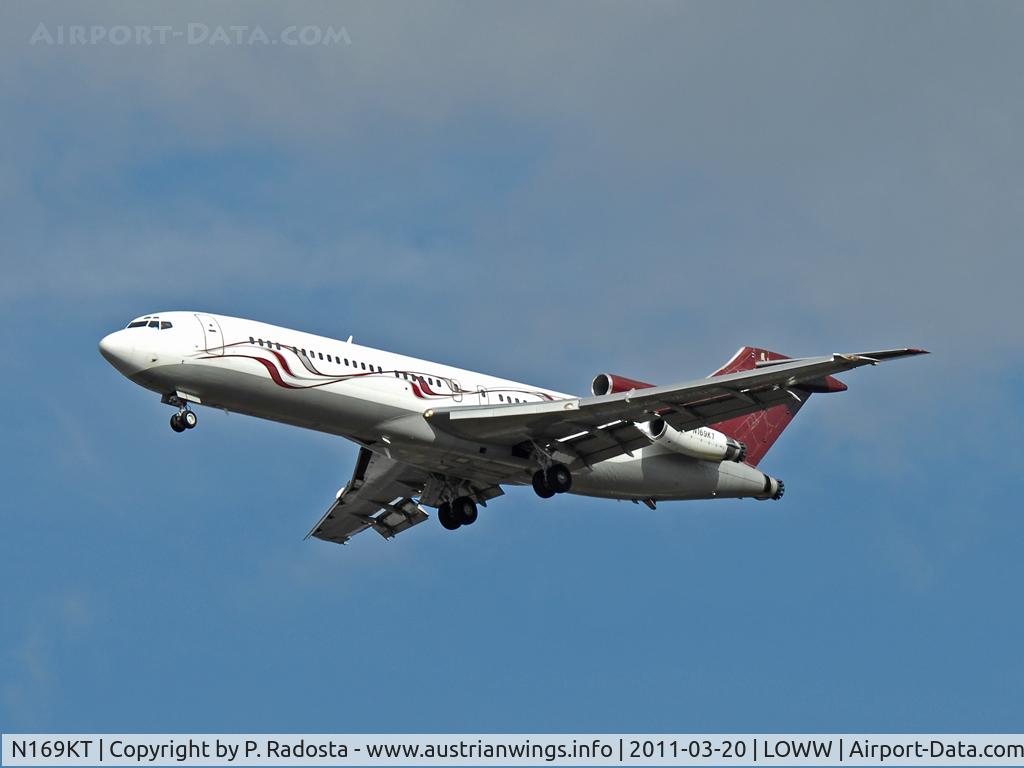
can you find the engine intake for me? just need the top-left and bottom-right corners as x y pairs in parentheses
(641, 417), (747, 463)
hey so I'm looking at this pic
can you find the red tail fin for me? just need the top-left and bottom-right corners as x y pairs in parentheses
(710, 347), (846, 466)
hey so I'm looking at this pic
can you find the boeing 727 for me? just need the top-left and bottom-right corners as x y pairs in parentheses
(98, 312), (926, 545)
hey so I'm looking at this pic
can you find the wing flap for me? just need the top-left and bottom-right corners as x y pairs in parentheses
(558, 421), (651, 467)
(306, 447), (430, 545)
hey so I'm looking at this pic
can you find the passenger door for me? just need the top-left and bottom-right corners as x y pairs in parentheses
(194, 313), (225, 355)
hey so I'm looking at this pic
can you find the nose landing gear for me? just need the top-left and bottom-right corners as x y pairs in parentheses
(169, 408), (198, 433)
(163, 392), (199, 433)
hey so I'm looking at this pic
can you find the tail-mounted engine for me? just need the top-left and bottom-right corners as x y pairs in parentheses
(757, 474), (785, 501)
(639, 417), (747, 463)
(591, 373), (655, 396)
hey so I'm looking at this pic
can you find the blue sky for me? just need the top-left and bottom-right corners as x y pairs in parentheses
(2, 1), (1024, 734)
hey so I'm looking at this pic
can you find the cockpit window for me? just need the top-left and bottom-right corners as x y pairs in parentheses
(127, 316), (174, 329)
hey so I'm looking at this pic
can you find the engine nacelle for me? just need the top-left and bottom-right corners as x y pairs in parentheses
(592, 373), (655, 397)
(757, 474), (786, 501)
(640, 417), (747, 463)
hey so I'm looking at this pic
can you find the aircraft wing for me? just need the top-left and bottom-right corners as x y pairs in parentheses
(425, 349), (927, 464)
(306, 447), (431, 545)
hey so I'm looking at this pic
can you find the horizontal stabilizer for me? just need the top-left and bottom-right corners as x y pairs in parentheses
(710, 346), (926, 464)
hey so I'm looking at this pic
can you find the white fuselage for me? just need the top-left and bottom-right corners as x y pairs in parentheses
(99, 311), (779, 503)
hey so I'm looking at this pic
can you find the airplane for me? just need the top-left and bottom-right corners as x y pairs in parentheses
(98, 312), (926, 546)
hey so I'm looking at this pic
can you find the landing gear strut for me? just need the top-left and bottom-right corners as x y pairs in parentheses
(532, 463), (572, 498)
(437, 496), (479, 531)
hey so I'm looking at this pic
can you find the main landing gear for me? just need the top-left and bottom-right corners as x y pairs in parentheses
(532, 463), (572, 498)
(169, 408), (198, 433)
(437, 496), (478, 531)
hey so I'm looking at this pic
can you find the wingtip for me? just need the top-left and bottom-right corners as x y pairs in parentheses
(853, 347), (930, 361)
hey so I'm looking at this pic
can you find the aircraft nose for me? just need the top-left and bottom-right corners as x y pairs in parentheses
(99, 331), (140, 376)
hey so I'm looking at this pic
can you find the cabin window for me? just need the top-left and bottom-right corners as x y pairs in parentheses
(361, 362), (366, 370)
(318, 352), (324, 360)
(258, 339), (264, 346)
(377, 365), (383, 373)
(327, 354), (333, 363)
(249, 337), (255, 344)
